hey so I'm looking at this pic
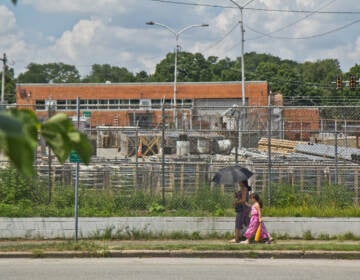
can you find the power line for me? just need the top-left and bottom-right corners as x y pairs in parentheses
(149, 0), (360, 14)
(246, 17), (360, 40)
(247, 0), (338, 40)
(205, 22), (240, 52)
(222, 18), (344, 56)
(149, 0), (234, 9)
(212, 0), (345, 51)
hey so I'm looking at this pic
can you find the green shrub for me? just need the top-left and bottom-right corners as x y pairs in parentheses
(0, 165), (359, 217)
(149, 202), (165, 214)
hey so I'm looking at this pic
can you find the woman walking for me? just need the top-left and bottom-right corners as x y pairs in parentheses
(229, 181), (251, 243)
(240, 192), (273, 244)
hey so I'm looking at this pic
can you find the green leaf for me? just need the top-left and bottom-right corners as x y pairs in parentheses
(0, 110), (39, 176)
(0, 109), (92, 176)
(7, 109), (39, 150)
(41, 113), (92, 164)
(41, 114), (74, 163)
(6, 135), (35, 177)
(0, 114), (23, 137)
(71, 132), (92, 164)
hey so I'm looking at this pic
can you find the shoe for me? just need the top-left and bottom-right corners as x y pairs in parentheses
(228, 239), (237, 243)
(239, 240), (249, 244)
(266, 238), (274, 244)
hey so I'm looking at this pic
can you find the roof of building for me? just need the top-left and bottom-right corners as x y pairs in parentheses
(16, 81), (267, 87)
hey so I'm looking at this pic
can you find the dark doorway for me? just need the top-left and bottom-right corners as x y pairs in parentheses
(129, 112), (153, 128)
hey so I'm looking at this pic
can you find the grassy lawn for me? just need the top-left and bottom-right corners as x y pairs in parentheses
(0, 239), (359, 254)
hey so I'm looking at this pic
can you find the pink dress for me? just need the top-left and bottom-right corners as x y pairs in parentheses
(243, 204), (271, 240)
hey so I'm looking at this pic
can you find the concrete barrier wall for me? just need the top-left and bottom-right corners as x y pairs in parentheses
(0, 217), (359, 239)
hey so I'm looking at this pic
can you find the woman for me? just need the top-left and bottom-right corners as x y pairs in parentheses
(240, 192), (273, 244)
(229, 180), (251, 243)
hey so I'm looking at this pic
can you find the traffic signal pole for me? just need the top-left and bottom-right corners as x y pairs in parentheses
(335, 75), (357, 90)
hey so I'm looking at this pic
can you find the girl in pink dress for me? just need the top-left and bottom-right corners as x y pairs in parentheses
(241, 192), (273, 244)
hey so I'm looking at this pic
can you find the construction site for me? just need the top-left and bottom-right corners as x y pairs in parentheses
(11, 82), (360, 203)
(20, 104), (357, 207)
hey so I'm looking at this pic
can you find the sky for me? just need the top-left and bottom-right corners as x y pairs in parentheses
(1, 0), (360, 78)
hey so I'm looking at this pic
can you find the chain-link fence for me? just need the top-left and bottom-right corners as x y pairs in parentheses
(1, 103), (360, 214)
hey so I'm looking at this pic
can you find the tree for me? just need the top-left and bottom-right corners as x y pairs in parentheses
(245, 52), (282, 74)
(255, 62), (279, 82)
(82, 64), (135, 83)
(176, 52), (211, 82)
(275, 64), (305, 105)
(153, 52), (213, 82)
(208, 57), (240, 81)
(300, 59), (341, 105)
(17, 63), (81, 83)
(135, 70), (150, 82)
(153, 53), (176, 82)
(0, 66), (16, 104)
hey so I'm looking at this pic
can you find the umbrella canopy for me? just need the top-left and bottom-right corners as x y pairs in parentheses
(212, 165), (253, 189)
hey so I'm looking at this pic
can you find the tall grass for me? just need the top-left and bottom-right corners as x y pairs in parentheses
(0, 167), (359, 217)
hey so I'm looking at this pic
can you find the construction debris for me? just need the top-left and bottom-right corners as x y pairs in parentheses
(257, 137), (305, 154)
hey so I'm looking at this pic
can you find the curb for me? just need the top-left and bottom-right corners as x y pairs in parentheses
(1, 250), (359, 259)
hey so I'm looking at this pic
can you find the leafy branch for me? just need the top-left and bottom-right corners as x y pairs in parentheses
(0, 109), (92, 176)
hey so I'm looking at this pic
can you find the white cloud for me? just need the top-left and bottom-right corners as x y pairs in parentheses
(51, 18), (104, 60)
(324, 37), (360, 70)
(23, 0), (130, 14)
(3, 0), (360, 77)
(0, 6), (29, 72)
(213, 8), (238, 34)
(0, 6), (16, 34)
(42, 18), (159, 75)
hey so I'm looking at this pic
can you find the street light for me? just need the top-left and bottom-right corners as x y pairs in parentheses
(229, 0), (254, 157)
(229, 0), (255, 106)
(146, 21), (209, 129)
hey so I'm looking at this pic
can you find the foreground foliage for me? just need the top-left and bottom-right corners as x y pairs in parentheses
(0, 109), (92, 176)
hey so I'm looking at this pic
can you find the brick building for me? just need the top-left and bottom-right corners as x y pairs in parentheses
(16, 81), (319, 141)
(16, 81), (269, 128)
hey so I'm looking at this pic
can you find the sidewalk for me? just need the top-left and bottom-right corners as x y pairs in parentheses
(0, 239), (359, 259)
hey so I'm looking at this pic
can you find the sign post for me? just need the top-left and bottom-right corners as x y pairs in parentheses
(73, 97), (81, 241)
(70, 151), (81, 241)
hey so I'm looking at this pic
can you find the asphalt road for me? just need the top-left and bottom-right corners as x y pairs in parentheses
(0, 258), (359, 280)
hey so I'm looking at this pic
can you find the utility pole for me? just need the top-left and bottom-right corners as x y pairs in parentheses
(0, 53), (7, 105)
(230, 0), (254, 154)
(229, 0), (254, 105)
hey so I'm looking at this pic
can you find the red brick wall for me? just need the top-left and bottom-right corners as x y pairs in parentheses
(283, 108), (320, 141)
(16, 82), (268, 104)
(16, 82), (269, 126)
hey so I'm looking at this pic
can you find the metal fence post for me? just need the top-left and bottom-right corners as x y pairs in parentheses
(47, 101), (56, 204)
(161, 100), (166, 206)
(267, 93), (272, 205)
(74, 96), (80, 242)
(135, 121), (139, 190)
(334, 119), (338, 184)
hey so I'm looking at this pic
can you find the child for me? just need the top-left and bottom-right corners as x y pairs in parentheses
(240, 192), (273, 244)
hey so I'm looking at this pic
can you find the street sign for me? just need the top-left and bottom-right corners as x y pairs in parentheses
(83, 111), (91, 118)
(69, 150), (82, 163)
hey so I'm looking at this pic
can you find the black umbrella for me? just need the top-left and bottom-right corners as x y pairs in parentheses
(212, 165), (253, 190)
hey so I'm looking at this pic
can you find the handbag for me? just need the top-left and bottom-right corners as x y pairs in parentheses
(254, 222), (262, 242)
